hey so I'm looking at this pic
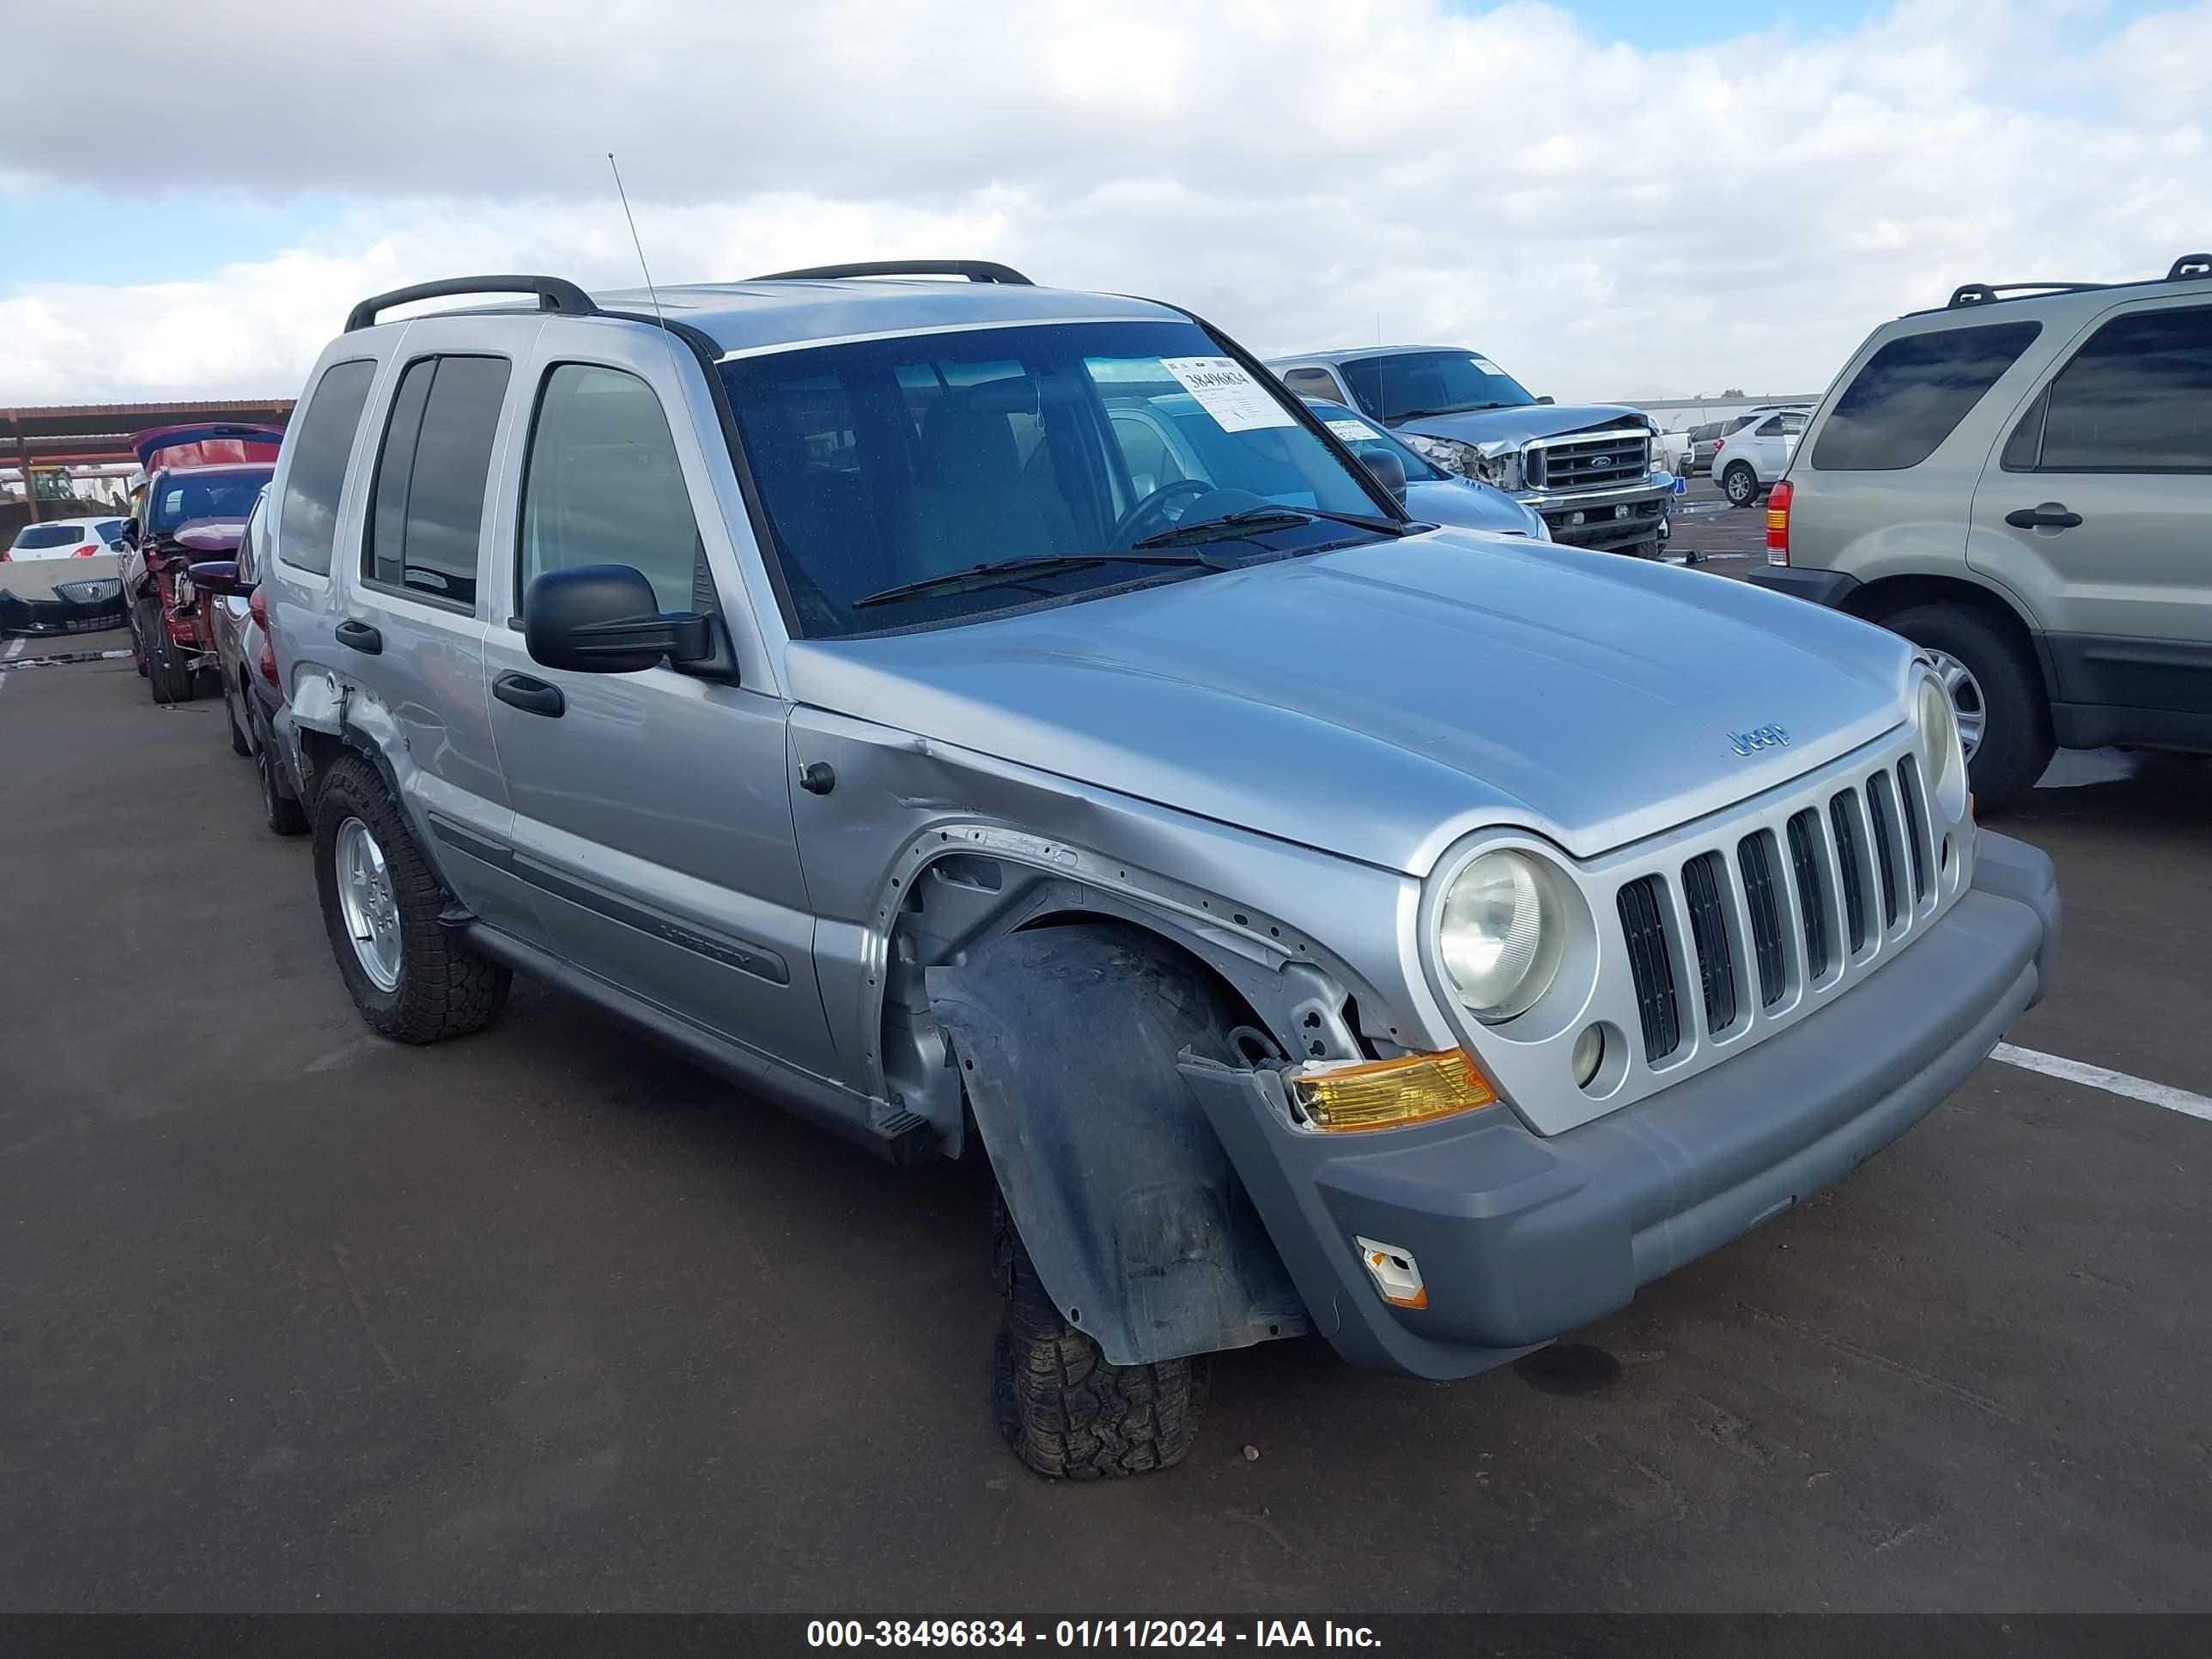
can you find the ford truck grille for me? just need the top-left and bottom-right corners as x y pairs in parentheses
(1526, 429), (1651, 491)
(1618, 755), (1942, 1065)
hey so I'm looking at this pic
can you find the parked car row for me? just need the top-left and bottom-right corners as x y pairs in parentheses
(115, 424), (281, 702)
(1267, 343), (1682, 556)
(112, 260), (2062, 1485)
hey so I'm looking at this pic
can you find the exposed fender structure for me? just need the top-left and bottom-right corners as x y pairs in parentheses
(928, 921), (1310, 1368)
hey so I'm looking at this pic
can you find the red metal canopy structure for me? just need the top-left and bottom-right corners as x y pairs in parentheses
(3, 398), (293, 530)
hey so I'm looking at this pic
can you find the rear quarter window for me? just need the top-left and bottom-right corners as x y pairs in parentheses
(1810, 321), (2042, 472)
(278, 358), (379, 574)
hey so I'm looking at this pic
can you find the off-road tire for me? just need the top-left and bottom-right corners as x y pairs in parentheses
(1722, 463), (1759, 507)
(222, 672), (252, 756)
(992, 1200), (1207, 1480)
(312, 752), (508, 1042)
(252, 702), (310, 836)
(1882, 602), (2052, 815)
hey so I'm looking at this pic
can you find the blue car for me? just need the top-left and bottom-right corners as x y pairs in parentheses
(1302, 398), (1551, 541)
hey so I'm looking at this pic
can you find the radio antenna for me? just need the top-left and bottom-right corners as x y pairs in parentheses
(606, 150), (669, 336)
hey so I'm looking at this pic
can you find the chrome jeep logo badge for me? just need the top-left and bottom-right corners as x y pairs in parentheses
(1729, 724), (1790, 757)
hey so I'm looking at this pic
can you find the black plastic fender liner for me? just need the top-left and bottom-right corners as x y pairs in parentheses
(927, 921), (1310, 1368)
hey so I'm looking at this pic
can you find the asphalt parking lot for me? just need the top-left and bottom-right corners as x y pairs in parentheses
(3, 606), (2208, 1615)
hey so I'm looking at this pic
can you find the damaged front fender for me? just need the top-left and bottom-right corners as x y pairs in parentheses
(927, 921), (1310, 1368)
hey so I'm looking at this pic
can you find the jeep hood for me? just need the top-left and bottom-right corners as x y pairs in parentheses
(1394, 403), (1652, 449)
(786, 534), (1915, 874)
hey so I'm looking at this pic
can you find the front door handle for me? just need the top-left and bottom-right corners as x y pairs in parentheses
(335, 617), (383, 653)
(2004, 504), (2083, 531)
(493, 671), (565, 717)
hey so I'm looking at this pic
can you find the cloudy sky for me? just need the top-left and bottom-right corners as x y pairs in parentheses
(2, 0), (2204, 408)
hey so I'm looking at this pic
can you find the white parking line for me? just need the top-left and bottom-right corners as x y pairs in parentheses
(1991, 1042), (2212, 1123)
(0, 636), (25, 694)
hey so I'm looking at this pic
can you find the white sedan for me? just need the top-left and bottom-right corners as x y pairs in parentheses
(4, 516), (129, 562)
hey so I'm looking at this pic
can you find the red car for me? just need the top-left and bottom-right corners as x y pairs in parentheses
(120, 423), (282, 703)
(185, 490), (309, 835)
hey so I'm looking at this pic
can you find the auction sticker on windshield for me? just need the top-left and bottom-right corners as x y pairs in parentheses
(1324, 420), (1374, 443)
(1159, 358), (1295, 432)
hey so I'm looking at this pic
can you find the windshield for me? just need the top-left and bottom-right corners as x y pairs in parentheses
(1304, 399), (1451, 483)
(718, 319), (1394, 637)
(148, 468), (273, 536)
(1340, 350), (1536, 423)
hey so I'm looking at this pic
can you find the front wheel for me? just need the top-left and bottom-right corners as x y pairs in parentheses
(993, 1201), (1206, 1480)
(1722, 463), (1759, 507)
(1882, 602), (2052, 814)
(313, 753), (509, 1042)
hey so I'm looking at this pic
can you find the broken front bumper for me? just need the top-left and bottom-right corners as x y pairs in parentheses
(1180, 830), (2058, 1381)
(1516, 477), (1675, 550)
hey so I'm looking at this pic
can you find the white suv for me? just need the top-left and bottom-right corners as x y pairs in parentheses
(1712, 406), (1808, 507)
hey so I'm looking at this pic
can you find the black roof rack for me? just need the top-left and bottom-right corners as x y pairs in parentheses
(1942, 252), (2212, 312)
(1947, 280), (2109, 310)
(344, 275), (597, 332)
(747, 259), (1033, 286)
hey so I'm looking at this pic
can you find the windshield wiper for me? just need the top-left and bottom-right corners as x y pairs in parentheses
(1130, 505), (1409, 550)
(851, 550), (1239, 611)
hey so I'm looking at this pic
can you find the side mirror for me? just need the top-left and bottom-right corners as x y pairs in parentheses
(1535, 395), (1556, 406)
(523, 563), (716, 675)
(1358, 446), (1408, 503)
(185, 560), (251, 597)
(119, 517), (142, 544)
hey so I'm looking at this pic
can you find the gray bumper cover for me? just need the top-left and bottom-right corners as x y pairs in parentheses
(1182, 830), (2059, 1380)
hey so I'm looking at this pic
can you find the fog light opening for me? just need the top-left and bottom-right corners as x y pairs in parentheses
(1572, 1024), (1605, 1088)
(1574, 1021), (1629, 1097)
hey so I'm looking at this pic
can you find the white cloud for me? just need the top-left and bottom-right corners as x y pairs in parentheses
(0, 0), (2203, 404)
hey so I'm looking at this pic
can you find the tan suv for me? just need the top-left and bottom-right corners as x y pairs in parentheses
(1752, 252), (2212, 811)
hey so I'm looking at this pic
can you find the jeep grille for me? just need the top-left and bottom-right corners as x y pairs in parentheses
(1617, 757), (1942, 1065)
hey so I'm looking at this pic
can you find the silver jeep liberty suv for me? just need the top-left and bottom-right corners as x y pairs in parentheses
(265, 262), (2059, 1480)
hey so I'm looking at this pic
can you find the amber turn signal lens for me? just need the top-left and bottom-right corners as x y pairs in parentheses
(1287, 1049), (1496, 1133)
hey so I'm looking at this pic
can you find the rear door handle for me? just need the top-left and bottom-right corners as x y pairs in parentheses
(492, 671), (565, 717)
(2004, 504), (2082, 531)
(335, 617), (383, 653)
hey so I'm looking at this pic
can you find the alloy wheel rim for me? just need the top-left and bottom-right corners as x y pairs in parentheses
(1923, 648), (1987, 761)
(334, 817), (403, 992)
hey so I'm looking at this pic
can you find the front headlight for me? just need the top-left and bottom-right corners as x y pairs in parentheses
(1404, 434), (1483, 477)
(1437, 849), (1565, 1021)
(1919, 672), (1968, 816)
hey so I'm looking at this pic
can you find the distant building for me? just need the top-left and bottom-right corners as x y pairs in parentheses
(1624, 393), (1826, 434)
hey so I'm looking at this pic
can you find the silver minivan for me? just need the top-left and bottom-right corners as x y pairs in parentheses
(266, 264), (2058, 1480)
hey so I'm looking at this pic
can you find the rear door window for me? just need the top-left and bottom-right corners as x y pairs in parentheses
(2020, 305), (2212, 472)
(1811, 321), (2042, 471)
(362, 354), (511, 608)
(277, 359), (377, 574)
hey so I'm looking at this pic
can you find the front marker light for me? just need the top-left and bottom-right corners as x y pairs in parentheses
(1286, 1049), (1495, 1133)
